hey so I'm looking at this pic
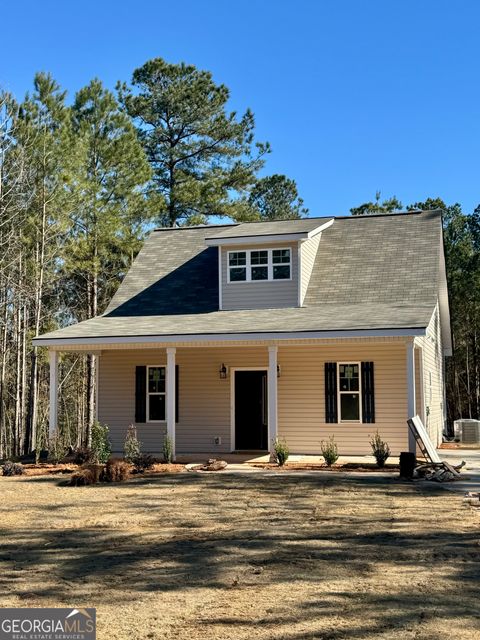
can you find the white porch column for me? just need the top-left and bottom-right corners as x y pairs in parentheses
(166, 347), (176, 460)
(406, 338), (416, 453)
(268, 345), (278, 457)
(49, 350), (58, 439)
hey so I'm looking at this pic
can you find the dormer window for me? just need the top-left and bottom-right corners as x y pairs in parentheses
(228, 248), (291, 283)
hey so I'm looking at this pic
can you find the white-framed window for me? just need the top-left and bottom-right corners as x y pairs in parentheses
(227, 248), (291, 283)
(338, 362), (362, 422)
(147, 365), (166, 422)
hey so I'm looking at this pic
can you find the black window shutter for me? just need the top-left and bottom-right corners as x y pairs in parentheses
(135, 366), (147, 423)
(361, 361), (375, 423)
(325, 362), (338, 423)
(175, 365), (179, 423)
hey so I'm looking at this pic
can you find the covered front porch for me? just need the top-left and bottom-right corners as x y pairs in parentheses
(46, 335), (424, 460)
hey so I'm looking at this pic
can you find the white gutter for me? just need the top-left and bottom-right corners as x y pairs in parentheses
(33, 326), (426, 348)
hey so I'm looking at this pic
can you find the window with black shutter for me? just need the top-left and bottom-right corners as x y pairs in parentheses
(135, 365), (179, 424)
(325, 361), (375, 424)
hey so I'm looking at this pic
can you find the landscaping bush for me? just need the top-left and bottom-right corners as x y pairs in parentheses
(70, 469), (96, 486)
(369, 431), (391, 468)
(320, 436), (339, 466)
(162, 435), (173, 463)
(82, 463), (104, 483)
(272, 437), (289, 466)
(103, 458), (130, 482)
(73, 447), (94, 465)
(124, 425), (141, 462)
(2, 461), (24, 476)
(91, 421), (111, 463)
(132, 453), (155, 473)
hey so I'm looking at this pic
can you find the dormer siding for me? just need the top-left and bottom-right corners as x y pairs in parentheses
(220, 242), (299, 310)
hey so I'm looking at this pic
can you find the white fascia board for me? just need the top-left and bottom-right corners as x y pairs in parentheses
(306, 218), (334, 239)
(33, 326), (426, 348)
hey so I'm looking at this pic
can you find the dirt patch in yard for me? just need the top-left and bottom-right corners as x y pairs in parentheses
(0, 472), (479, 639)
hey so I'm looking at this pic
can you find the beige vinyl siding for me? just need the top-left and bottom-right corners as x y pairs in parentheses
(299, 234), (321, 305)
(98, 340), (411, 456)
(221, 242), (299, 310)
(277, 342), (408, 455)
(415, 303), (444, 447)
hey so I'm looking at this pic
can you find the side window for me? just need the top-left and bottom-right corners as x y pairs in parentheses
(229, 251), (247, 281)
(338, 363), (361, 421)
(272, 249), (291, 279)
(250, 250), (268, 280)
(147, 366), (166, 421)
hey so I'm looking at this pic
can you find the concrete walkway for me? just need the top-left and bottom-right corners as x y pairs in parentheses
(438, 449), (480, 494)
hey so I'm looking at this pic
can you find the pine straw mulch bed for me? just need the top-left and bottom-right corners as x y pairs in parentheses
(17, 462), (185, 477)
(248, 462), (400, 472)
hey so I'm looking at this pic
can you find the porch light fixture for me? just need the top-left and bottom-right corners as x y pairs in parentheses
(277, 364), (281, 378)
(219, 363), (228, 379)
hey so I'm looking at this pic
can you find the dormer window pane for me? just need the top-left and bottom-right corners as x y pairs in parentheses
(251, 250), (268, 265)
(272, 249), (290, 263)
(229, 252), (246, 266)
(252, 266), (268, 280)
(272, 249), (291, 279)
(273, 265), (290, 279)
(230, 267), (247, 281)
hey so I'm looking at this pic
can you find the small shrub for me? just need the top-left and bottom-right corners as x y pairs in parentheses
(132, 453), (155, 473)
(2, 461), (24, 476)
(272, 437), (289, 466)
(70, 469), (96, 486)
(73, 447), (94, 465)
(321, 436), (339, 467)
(91, 421), (111, 464)
(103, 458), (130, 482)
(369, 431), (391, 468)
(162, 435), (173, 464)
(124, 425), (141, 462)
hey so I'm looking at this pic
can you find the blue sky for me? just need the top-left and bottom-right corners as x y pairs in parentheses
(2, 0), (479, 216)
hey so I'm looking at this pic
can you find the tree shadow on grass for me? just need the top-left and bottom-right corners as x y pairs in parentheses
(1, 473), (478, 638)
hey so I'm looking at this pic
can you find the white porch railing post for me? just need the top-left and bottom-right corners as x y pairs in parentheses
(406, 338), (417, 453)
(49, 350), (58, 439)
(268, 345), (278, 458)
(166, 347), (176, 460)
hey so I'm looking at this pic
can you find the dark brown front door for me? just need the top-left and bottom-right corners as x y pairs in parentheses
(234, 370), (268, 450)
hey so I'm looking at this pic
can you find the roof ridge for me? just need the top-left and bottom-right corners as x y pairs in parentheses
(153, 209), (440, 232)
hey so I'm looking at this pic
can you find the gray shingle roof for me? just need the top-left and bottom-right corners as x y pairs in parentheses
(207, 217), (332, 239)
(35, 210), (443, 343)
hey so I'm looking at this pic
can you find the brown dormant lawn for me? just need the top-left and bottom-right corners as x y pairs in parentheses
(0, 470), (479, 639)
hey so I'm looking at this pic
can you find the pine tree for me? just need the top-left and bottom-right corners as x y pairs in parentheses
(119, 58), (270, 226)
(249, 174), (308, 220)
(65, 78), (152, 444)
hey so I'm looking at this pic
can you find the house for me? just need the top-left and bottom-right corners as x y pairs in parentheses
(33, 209), (451, 459)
